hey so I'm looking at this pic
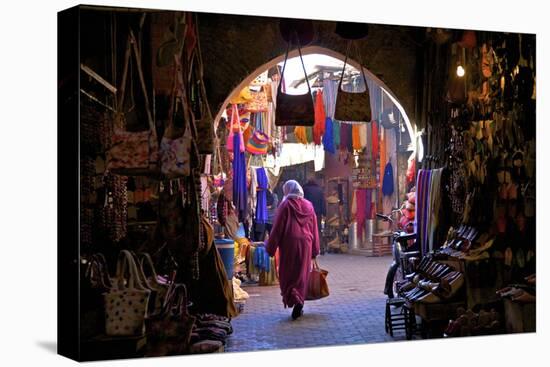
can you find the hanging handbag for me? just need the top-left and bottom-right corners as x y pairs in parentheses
(104, 250), (151, 336)
(146, 283), (196, 356)
(139, 252), (170, 316)
(245, 85), (268, 113)
(275, 36), (314, 126)
(193, 30), (215, 154)
(106, 30), (159, 176)
(160, 57), (192, 178)
(306, 258), (330, 300)
(226, 104), (245, 152)
(246, 113), (270, 155)
(334, 41), (372, 123)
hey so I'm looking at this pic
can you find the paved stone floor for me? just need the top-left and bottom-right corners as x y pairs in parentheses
(226, 254), (408, 352)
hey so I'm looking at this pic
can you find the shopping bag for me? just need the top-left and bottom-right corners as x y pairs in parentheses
(306, 259), (330, 300)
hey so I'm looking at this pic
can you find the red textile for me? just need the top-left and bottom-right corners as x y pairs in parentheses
(371, 120), (379, 160)
(266, 197), (320, 307)
(313, 91), (326, 145)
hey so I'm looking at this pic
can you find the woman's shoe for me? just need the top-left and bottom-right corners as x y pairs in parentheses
(291, 304), (304, 320)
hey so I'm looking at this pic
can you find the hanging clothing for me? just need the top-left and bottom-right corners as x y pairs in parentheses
(352, 125), (362, 150)
(359, 123), (368, 149)
(255, 167), (268, 225)
(322, 117), (335, 154)
(427, 168), (443, 252)
(379, 128), (387, 188)
(294, 126), (308, 145)
(355, 189), (367, 239)
(340, 123), (353, 152)
(332, 119), (340, 149)
(266, 197), (320, 308)
(313, 90), (326, 145)
(305, 126), (313, 144)
(371, 121), (379, 160)
(382, 162), (394, 196)
(322, 79), (337, 118)
(253, 246), (271, 273)
(232, 133), (248, 221)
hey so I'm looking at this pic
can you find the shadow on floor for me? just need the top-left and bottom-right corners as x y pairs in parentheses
(36, 341), (57, 354)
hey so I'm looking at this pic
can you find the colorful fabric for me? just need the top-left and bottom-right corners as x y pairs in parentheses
(253, 246), (270, 273)
(322, 79), (338, 118)
(266, 197), (320, 308)
(359, 123), (368, 149)
(355, 189), (367, 239)
(379, 127), (386, 188)
(382, 162), (394, 196)
(255, 168), (268, 224)
(313, 90), (326, 145)
(332, 119), (340, 149)
(232, 132), (247, 222)
(322, 117), (335, 154)
(340, 123), (353, 152)
(371, 121), (379, 160)
(352, 124), (362, 150)
(305, 126), (313, 144)
(294, 126), (308, 145)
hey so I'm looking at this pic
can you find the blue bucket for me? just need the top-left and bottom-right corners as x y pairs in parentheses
(215, 239), (235, 280)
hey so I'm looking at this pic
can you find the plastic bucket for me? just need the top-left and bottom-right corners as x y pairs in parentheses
(215, 239), (235, 280)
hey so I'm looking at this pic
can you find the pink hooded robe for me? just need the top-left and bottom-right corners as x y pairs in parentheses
(266, 197), (320, 308)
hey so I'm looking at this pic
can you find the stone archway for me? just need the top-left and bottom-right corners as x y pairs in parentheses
(214, 46), (421, 159)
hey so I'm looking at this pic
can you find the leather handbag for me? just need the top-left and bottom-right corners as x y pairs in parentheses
(104, 250), (151, 336)
(306, 259), (330, 300)
(275, 38), (314, 126)
(334, 41), (372, 123)
(106, 30), (159, 176)
(146, 283), (196, 356)
(193, 35), (215, 154)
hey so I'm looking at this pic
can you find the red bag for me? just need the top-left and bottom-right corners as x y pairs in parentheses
(306, 259), (330, 300)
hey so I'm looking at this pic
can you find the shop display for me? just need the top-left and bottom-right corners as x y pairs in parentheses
(59, 5), (537, 362)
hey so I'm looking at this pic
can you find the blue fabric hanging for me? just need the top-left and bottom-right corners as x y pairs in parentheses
(253, 246), (270, 273)
(322, 117), (335, 154)
(232, 133), (248, 221)
(382, 161), (394, 196)
(255, 167), (268, 224)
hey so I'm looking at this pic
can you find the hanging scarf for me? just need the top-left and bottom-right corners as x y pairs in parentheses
(232, 132), (247, 221)
(306, 126), (313, 144)
(379, 128), (387, 188)
(382, 161), (394, 196)
(322, 117), (335, 154)
(371, 120), (379, 160)
(339, 123), (353, 152)
(332, 119), (340, 149)
(313, 90), (326, 145)
(294, 126), (308, 145)
(255, 167), (268, 224)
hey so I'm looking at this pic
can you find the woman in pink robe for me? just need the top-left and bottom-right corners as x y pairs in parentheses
(266, 180), (320, 320)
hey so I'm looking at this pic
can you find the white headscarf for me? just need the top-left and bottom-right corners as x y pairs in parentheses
(282, 180), (304, 202)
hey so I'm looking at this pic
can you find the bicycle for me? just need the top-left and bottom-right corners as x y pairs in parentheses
(377, 209), (419, 299)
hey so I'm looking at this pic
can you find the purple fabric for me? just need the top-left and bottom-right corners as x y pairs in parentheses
(255, 167), (268, 224)
(232, 133), (247, 222)
(340, 123), (353, 152)
(266, 197), (320, 308)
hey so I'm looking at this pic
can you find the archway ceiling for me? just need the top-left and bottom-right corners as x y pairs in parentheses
(197, 13), (423, 127)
